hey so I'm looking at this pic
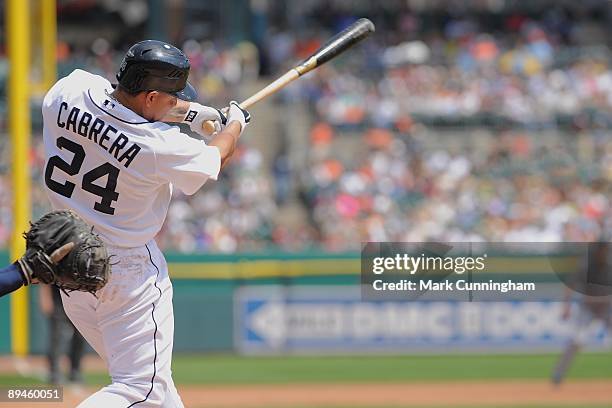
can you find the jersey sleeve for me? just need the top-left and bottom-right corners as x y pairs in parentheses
(0, 263), (25, 297)
(153, 128), (221, 195)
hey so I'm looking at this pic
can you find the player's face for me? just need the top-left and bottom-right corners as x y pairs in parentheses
(142, 91), (178, 121)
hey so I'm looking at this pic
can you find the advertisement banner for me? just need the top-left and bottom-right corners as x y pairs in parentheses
(235, 286), (610, 354)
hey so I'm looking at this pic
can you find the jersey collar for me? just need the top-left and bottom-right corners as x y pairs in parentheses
(88, 83), (151, 125)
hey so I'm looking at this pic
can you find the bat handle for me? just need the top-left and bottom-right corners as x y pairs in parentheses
(202, 119), (218, 135)
(201, 102), (246, 135)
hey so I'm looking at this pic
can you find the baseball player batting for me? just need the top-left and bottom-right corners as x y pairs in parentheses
(41, 40), (250, 407)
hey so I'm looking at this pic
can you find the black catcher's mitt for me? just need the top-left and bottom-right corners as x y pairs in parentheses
(17, 210), (110, 295)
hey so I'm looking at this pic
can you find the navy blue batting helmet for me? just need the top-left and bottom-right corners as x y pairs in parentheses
(116, 40), (197, 101)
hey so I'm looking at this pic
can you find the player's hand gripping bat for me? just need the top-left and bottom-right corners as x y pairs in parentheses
(201, 18), (375, 134)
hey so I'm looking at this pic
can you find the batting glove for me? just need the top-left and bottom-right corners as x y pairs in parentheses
(182, 102), (227, 137)
(226, 101), (251, 136)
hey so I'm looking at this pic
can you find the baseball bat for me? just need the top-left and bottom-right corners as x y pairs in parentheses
(202, 18), (375, 134)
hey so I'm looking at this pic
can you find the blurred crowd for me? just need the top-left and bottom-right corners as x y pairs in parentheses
(285, 8), (612, 128)
(300, 126), (612, 250)
(310, 57), (612, 128)
(0, 2), (611, 252)
(280, 3), (612, 248)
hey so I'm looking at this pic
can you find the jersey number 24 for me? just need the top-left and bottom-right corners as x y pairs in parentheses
(45, 137), (119, 215)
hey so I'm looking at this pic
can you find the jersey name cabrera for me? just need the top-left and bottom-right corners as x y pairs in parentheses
(42, 69), (221, 247)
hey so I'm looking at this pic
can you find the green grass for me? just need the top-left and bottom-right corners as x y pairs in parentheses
(0, 352), (610, 387)
(168, 352), (612, 385)
(0, 376), (48, 386)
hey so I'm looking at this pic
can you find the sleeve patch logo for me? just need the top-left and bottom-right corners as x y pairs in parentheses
(185, 110), (198, 122)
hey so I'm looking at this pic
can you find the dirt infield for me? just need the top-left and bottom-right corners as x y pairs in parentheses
(183, 380), (612, 407)
(0, 380), (610, 407)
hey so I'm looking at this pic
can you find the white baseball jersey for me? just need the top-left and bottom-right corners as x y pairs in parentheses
(42, 69), (220, 247)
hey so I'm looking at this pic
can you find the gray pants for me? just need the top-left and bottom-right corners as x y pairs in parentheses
(551, 305), (612, 384)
